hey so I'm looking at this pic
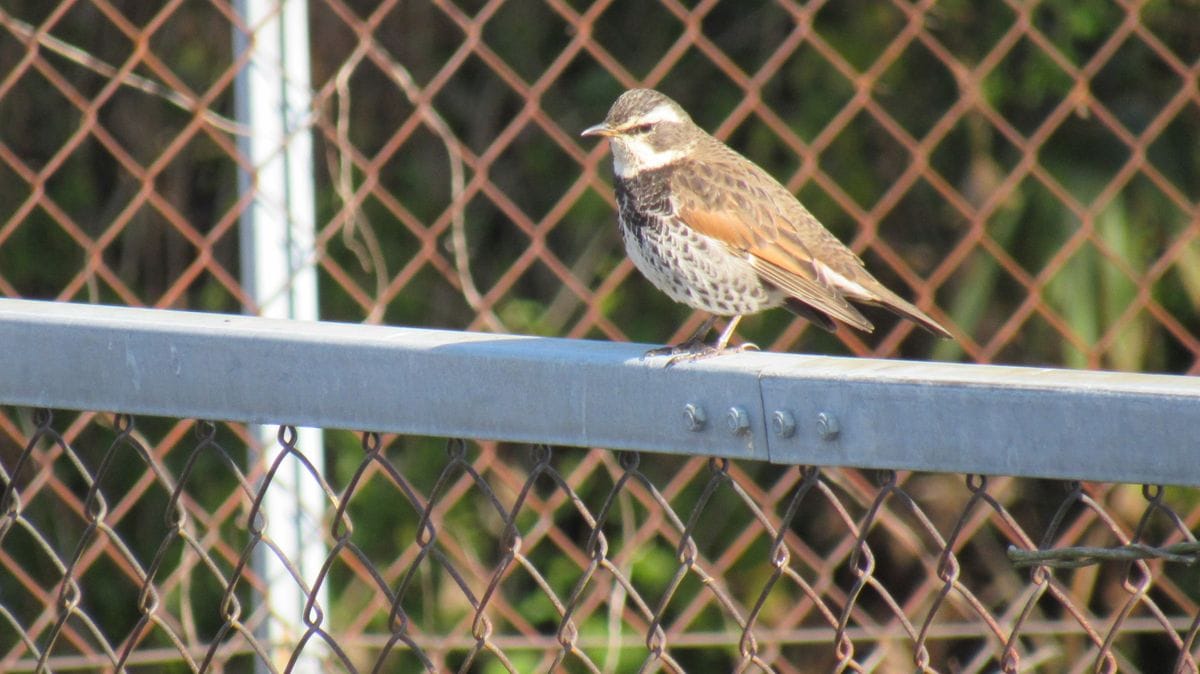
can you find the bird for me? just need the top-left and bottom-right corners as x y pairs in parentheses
(581, 89), (952, 362)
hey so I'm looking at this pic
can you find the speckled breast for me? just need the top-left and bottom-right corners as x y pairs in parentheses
(615, 170), (782, 317)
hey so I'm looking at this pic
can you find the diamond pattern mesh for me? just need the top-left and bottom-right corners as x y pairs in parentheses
(1, 0), (1199, 671)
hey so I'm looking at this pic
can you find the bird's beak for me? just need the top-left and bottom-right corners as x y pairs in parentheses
(581, 123), (615, 138)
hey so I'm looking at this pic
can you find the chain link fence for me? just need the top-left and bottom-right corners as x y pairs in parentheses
(3, 408), (1198, 672)
(2, 0), (1198, 367)
(2, 0), (1200, 671)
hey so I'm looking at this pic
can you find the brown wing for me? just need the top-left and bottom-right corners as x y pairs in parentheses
(673, 142), (953, 339)
(672, 155), (875, 333)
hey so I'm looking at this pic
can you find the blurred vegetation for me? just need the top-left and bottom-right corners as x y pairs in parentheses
(1, 0), (1199, 672)
(0, 0), (1196, 371)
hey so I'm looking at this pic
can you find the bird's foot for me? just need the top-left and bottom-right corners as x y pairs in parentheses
(646, 341), (759, 367)
(644, 338), (707, 359)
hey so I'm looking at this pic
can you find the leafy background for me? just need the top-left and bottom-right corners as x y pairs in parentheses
(1, 0), (1199, 672)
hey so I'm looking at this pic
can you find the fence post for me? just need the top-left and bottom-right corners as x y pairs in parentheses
(233, 1), (326, 671)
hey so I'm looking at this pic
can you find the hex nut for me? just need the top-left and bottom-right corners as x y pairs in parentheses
(684, 403), (707, 432)
(771, 410), (796, 438)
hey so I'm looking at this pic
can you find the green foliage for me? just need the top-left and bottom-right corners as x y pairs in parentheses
(1, 3), (1199, 670)
(2, 0), (1196, 369)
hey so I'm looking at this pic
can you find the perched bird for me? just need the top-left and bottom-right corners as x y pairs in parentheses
(582, 89), (952, 361)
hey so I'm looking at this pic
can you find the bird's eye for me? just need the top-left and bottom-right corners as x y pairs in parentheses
(630, 123), (653, 134)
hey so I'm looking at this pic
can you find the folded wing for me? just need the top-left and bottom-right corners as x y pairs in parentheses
(672, 153), (951, 338)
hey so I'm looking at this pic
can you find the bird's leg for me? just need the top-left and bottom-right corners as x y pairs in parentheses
(655, 316), (759, 365)
(645, 315), (717, 358)
(713, 315), (757, 352)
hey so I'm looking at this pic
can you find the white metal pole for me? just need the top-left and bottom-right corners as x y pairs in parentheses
(233, 1), (326, 671)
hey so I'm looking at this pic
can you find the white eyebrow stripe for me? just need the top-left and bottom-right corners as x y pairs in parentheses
(634, 103), (683, 125)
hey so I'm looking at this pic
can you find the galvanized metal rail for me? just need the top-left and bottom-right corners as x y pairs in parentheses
(1, 298), (1197, 486)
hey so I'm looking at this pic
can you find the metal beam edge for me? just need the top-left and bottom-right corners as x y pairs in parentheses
(0, 299), (769, 460)
(1, 299), (1198, 484)
(758, 357), (1200, 486)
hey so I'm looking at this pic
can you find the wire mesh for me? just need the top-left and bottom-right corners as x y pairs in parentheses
(1, 0), (1198, 367)
(1, 409), (1197, 673)
(2, 0), (1200, 671)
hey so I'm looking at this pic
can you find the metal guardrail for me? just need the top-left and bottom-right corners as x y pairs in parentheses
(3, 0), (1199, 669)
(3, 298), (1199, 673)
(2, 298), (1197, 486)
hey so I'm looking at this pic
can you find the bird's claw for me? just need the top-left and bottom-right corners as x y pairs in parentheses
(644, 339), (707, 359)
(647, 341), (759, 367)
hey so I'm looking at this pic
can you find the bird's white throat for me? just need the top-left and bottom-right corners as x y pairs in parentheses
(611, 139), (687, 177)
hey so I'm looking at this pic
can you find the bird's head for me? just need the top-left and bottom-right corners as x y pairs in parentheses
(582, 89), (700, 178)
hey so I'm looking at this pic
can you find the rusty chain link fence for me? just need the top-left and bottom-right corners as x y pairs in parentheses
(2, 0), (1200, 671)
(3, 405), (1199, 673)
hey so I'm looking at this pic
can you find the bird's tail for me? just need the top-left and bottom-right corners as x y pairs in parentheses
(862, 283), (953, 339)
